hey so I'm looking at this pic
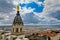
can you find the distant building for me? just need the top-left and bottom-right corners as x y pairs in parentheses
(40, 35), (51, 40)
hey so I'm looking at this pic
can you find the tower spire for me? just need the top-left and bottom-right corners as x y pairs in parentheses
(12, 4), (24, 35)
(16, 5), (20, 16)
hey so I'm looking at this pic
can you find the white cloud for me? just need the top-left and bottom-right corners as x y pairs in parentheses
(36, 2), (43, 6)
(43, 0), (60, 14)
(8, 0), (37, 5)
(20, 0), (38, 4)
(10, 0), (43, 6)
(39, 0), (60, 24)
(21, 7), (35, 15)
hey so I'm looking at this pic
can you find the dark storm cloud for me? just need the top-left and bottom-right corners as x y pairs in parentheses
(47, 10), (60, 20)
(0, 0), (15, 13)
(0, 0), (16, 25)
(0, 17), (4, 20)
(22, 12), (40, 24)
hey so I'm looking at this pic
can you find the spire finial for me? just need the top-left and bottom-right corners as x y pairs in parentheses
(16, 5), (20, 12)
(16, 4), (20, 16)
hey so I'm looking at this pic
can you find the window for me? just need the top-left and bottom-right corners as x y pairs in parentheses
(6, 38), (9, 40)
(16, 28), (18, 32)
(20, 28), (22, 32)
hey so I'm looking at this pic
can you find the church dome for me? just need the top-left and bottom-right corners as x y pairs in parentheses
(13, 11), (23, 25)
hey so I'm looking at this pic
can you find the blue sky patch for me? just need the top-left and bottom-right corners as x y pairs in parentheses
(20, 1), (44, 13)
(38, 0), (44, 2)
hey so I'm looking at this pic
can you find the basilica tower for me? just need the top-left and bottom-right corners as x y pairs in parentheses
(12, 5), (23, 35)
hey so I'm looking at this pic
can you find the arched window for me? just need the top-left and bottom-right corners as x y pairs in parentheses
(6, 38), (9, 40)
(16, 28), (18, 32)
(20, 28), (22, 32)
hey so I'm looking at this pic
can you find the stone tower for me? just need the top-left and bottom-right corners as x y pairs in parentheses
(12, 5), (23, 35)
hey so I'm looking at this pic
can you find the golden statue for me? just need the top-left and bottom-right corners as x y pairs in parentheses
(16, 5), (20, 11)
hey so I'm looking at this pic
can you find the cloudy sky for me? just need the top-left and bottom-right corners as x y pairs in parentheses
(0, 0), (60, 26)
